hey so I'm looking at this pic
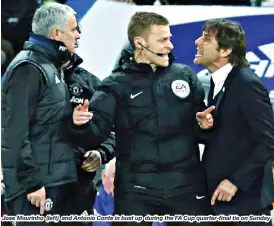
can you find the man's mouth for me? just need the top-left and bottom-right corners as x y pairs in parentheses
(161, 52), (169, 61)
(161, 51), (170, 58)
(195, 47), (203, 57)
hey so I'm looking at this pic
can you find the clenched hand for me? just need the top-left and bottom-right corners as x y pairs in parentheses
(81, 150), (102, 172)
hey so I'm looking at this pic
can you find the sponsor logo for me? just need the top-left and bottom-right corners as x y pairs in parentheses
(55, 75), (61, 84)
(70, 96), (84, 104)
(58, 46), (67, 51)
(171, 80), (190, 99)
(196, 195), (206, 200)
(247, 43), (274, 79)
(130, 91), (143, 99)
(134, 185), (146, 190)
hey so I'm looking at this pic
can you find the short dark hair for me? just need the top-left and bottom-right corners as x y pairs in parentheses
(203, 19), (249, 67)
(127, 12), (169, 49)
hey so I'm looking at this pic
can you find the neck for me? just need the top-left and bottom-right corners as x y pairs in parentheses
(207, 60), (229, 73)
(134, 50), (157, 72)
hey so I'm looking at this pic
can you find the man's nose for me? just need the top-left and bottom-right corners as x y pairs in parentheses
(195, 36), (202, 46)
(168, 40), (174, 50)
(75, 30), (81, 39)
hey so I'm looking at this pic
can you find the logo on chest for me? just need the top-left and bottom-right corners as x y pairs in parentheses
(130, 91), (143, 99)
(171, 80), (190, 99)
(69, 84), (85, 104)
(69, 84), (84, 97)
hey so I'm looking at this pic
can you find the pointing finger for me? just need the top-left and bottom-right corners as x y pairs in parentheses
(211, 188), (220, 205)
(204, 105), (215, 114)
(40, 199), (45, 215)
(82, 99), (89, 111)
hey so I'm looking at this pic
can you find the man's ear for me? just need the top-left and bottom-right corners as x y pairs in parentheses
(49, 28), (61, 41)
(133, 37), (144, 50)
(220, 48), (232, 58)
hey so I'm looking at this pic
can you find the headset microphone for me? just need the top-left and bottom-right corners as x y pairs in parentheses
(139, 43), (166, 57)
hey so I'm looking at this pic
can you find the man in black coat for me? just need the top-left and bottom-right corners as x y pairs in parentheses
(70, 12), (214, 226)
(1, 3), (114, 225)
(194, 18), (274, 226)
(1, 2), (81, 221)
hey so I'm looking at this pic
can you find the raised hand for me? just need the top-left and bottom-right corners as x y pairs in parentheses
(196, 105), (215, 129)
(73, 99), (93, 126)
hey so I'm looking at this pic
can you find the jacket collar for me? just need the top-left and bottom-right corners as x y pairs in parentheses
(24, 33), (72, 69)
(65, 53), (83, 72)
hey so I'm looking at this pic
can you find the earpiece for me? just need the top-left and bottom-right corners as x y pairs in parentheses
(137, 42), (143, 48)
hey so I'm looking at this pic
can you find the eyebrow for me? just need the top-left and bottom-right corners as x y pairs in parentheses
(203, 31), (208, 36)
(72, 26), (78, 31)
(203, 33), (210, 39)
(159, 35), (172, 40)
